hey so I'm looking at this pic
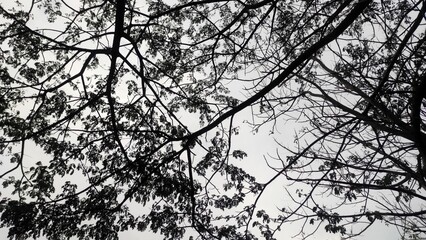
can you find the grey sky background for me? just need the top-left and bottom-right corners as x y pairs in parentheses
(0, 0), (421, 239)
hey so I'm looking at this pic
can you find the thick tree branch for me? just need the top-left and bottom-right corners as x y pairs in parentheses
(179, 0), (372, 141)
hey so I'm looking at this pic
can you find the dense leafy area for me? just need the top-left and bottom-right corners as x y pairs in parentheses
(0, 0), (425, 239)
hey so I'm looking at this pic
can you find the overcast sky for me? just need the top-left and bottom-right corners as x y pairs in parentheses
(0, 0), (419, 239)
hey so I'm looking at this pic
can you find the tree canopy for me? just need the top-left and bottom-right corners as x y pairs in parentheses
(0, 0), (425, 239)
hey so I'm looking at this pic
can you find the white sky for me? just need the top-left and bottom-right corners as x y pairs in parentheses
(0, 0), (420, 239)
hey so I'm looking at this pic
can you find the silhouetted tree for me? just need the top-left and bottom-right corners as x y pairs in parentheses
(0, 0), (424, 239)
(254, 0), (426, 238)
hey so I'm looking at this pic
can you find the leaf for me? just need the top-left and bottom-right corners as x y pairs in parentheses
(232, 150), (247, 159)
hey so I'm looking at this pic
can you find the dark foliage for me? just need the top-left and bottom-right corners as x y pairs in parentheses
(0, 0), (425, 239)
